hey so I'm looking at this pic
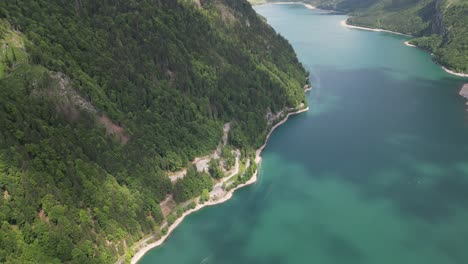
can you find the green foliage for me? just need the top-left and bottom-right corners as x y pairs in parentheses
(151, 205), (164, 225)
(208, 159), (223, 179)
(0, 0), (307, 262)
(345, 0), (435, 36)
(221, 146), (236, 170)
(434, 0), (468, 73)
(0, 20), (27, 78)
(125, 249), (134, 264)
(410, 34), (443, 52)
(200, 189), (210, 204)
(186, 201), (197, 210)
(176, 207), (184, 218)
(173, 167), (214, 203)
(161, 226), (168, 236)
(167, 214), (176, 226)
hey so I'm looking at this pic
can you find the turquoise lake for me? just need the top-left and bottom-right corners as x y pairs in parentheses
(139, 4), (468, 264)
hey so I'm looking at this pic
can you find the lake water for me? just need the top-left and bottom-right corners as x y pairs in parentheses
(139, 4), (468, 264)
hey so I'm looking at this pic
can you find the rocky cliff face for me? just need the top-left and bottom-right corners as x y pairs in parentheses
(431, 0), (446, 36)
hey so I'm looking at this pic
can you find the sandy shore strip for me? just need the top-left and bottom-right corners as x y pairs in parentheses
(404, 40), (468, 78)
(340, 19), (412, 37)
(341, 20), (468, 78)
(442, 66), (468, 78)
(130, 105), (310, 264)
(404, 41), (416, 48)
(257, 1), (317, 10)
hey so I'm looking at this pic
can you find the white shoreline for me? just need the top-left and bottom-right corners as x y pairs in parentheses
(442, 66), (468, 78)
(340, 19), (412, 37)
(256, 1), (317, 10)
(406, 42), (468, 78)
(404, 43), (468, 78)
(341, 20), (468, 78)
(130, 105), (310, 264)
(404, 41), (416, 48)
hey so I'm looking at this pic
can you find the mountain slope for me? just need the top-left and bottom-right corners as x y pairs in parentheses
(0, 0), (307, 263)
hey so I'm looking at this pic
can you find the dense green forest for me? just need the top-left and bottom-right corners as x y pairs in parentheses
(0, 0), (307, 263)
(252, 0), (468, 73)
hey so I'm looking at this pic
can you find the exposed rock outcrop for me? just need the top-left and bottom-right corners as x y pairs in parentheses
(431, 0), (446, 36)
(459, 84), (468, 103)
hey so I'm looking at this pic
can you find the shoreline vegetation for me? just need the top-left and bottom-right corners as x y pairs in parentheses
(340, 19), (412, 36)
(404, 41), (468, 78)
(441, 67), (468, 78)
(254, 1), (317, 10)
(129, 86), (312, 264)
(340, 19), (468, 78)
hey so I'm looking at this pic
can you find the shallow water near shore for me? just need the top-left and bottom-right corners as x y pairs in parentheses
(139, 4), (468, 264)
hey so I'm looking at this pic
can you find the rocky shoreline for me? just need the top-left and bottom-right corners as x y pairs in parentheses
(129, 87), (312, 264)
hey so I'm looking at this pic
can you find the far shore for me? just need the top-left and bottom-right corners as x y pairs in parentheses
(340, 19), (412, 36)
(404, 42), (468, 78)
(255, 1), (317, 10)
(405, 42), (468, 78)
(341, 20), (468, 78)
(130, 94), (311, 264)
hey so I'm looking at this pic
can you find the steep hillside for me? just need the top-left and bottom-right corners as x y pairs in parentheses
(408, 0), (468, 73)
(0, 0), (307, 263)
(345, 0), (436, 35)
(251, 0), (467, 74)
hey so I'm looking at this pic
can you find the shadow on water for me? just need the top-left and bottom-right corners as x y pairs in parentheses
(320, 228), (366, 263)
(266, 65), (468, 224)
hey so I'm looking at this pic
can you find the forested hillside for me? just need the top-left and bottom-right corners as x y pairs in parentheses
(0, 0), (307, 263)
(252, 0), (468, 74)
